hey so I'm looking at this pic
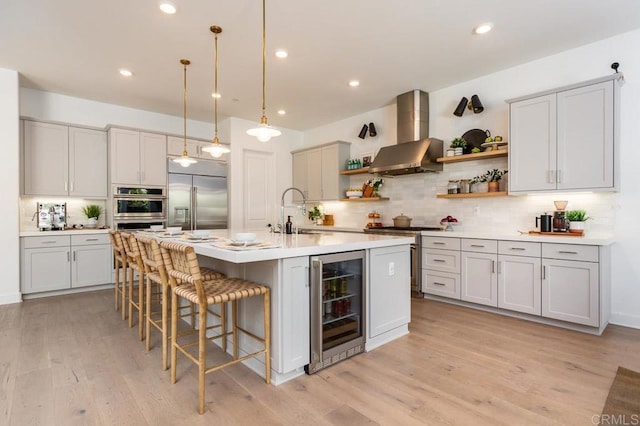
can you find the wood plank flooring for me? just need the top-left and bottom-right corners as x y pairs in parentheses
(1, 290), (638, 425)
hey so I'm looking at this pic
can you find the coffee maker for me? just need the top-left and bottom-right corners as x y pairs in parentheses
(37, 202), (67, 231)
(552, 200), (569, 232)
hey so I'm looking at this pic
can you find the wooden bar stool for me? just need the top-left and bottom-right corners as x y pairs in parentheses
(121, 231), (145, 340)
(159, 241), (271, 415)
(137, 235), (228, 370)
(108, 230), (128, 320)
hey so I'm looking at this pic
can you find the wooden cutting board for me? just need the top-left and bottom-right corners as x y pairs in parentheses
(527, 230), (584, 237)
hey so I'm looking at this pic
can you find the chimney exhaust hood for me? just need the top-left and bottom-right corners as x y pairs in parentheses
(369, 90), (443, 176)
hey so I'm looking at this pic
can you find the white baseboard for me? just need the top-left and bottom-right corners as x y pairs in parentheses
(610, 312), (640, 329)
(0, 292), (22, 305)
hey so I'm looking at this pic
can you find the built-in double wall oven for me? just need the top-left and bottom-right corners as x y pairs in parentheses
(112, 186), (166, 230)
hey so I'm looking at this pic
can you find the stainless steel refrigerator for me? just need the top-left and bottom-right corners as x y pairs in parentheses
(167, 159), (228, 230)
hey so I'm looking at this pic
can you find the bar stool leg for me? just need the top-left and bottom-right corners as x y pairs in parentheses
(114, 258), (120, 311)
(198, 301), (208, 415)
(138, 271), (145, 341)
(128, 267), (134, 327)
(221, 303), (227, 353)
(232, 300), (239, 359)
(264, 291), (271, 384)
(145, 276), (152, 352)
(170, 290), (179, 385)
(161, 283), (169, 370)
(121, 263), (127, 321)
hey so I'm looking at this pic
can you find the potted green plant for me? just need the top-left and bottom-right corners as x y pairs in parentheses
(486, 169), (508, 192)
(470, 173), (488, 193)
(450, 137), (467, 155)
(82, 204), (103, 227)
(366, 177), (384, 197)
(566, 209), (590, 232)
(308, 205), (323, 225)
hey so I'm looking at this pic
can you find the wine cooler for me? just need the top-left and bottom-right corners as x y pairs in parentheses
(306, 250), (365, 374)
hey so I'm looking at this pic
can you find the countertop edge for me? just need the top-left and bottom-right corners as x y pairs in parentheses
(20, 229), (110, 237)
(419, 230), (615, 246)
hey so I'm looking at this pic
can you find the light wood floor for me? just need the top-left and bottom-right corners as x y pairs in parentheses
(1, 290), (638, 425)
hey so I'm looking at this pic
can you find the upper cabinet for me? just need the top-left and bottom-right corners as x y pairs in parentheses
(109, 128), (167, 186)
(508, 76), (619, 194)
(292, 141), (350, 202)
(167, 135), (230, 162)
(23, 120), (107, 197)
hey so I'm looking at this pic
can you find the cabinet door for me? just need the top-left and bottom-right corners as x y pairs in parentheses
(509, 94), (557, 193)
(21, 247), (71, 293)
(461, 252), (497, 307)
(140, 132), (167, 186)
(369, 245), (411, 338)
(422, 269), (460, 299)
(320, 145), (340, 200)
(23, 121), (69, 196)
(557, 81), (614, 190)
(69, 127), (107, 197)
(498, 255), (541, 315)
(109, 128), (141, 185)
(279, 257), (310, 373)
(542, 259), (599, 326)
(167, 136), (199, 158)
(306, 148), (323, 201)
(291, 151), (308, 202)
(72, 244), (112, 288)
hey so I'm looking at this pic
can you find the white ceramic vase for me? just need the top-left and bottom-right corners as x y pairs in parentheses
(569, 221), (585, 232)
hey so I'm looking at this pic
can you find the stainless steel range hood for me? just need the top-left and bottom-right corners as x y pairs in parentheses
(369, 90), (443, 176)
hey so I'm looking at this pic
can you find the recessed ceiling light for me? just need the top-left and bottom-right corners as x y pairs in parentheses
(211, 92), (221, 99)
(119, 69), (133, 77)
(159, 1), (177, 14)
(348, 80), (360, 87)
(277, 109), (286, 115)
(275, 49), (288, 58)
(473, 22), (493, 35)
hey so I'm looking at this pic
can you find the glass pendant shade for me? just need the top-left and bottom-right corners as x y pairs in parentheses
(247, 119), (282, 142)
(201, 137), (230, 157)
(175, 154), (197, 167)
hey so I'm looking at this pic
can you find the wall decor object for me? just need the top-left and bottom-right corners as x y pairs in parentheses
(358, 124), (368, 139)
(368, 122), (377, 137)
(453, 94), (484, 116)
(361, 152), (373, 167)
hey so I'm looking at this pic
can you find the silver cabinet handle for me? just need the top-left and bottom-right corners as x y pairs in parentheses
(543, 265), (546, 279)
(470, 244), (485, 248)
(433, 259), (445, 263)
(491, 260), (495, 273)
(73, 251), (76, 261)
(67, 251), (70, 262)
(193, 187), (198, 228)
(558, 250), (578, 254)
(85, 238), (99, 242)
(70, 181), (74, 192)
(432, 242), (445, 245)
(64, 181), (68, 191)
(433, 282), (446, 286)
(498, 261), (501, 274)
(510, 247), (526, 251)
(41, 241), (58, 245)
(305, 266), (310, 288)
(548, 170), (554, 184)
(557, 170), (562, 184)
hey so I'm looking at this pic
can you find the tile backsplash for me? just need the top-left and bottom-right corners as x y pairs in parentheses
(20, 198), (107, 231)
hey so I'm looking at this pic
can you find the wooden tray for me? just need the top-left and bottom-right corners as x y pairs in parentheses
(527, 230), (584, 237)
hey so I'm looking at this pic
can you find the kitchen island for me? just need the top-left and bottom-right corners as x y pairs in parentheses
(167, 230), (413, 384)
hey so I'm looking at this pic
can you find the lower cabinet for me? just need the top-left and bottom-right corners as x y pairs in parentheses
(422, 236), (461, 299)
(461, 239), (498, 307)
(278, 256), (310, 373)
(21, 234), (112, 295)
(497, 240), (542, 315)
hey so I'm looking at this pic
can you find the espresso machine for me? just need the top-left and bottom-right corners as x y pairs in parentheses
(552, 200), (569, 232)
(37, 202), (67, 231)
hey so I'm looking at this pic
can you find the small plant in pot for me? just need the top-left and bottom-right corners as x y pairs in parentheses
(566, 209), (590, 233)
(308, 205), (323, 225)
(450, 137), (467, 155)
(486, 169), (508, 192)
(470, 173), (489, 193)
(82, 204), (103, 228)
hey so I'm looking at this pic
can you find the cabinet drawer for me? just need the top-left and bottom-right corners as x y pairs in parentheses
(462, 239), (497, 254)
(71, 233), (110, 246)
(542, 243), (598, 262)
(22, 235), (70, 249)
(499, 240), (541, 257)
(423, 249), (460, 273)
(422, 236), (460, 251)
(422, 270), (460, 299)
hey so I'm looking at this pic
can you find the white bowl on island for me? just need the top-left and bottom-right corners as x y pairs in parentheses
(191, 229), (210, 238)
(234, 232), (256, 242)
(166, 226), (182, 235)
(149, 225), (164, 232)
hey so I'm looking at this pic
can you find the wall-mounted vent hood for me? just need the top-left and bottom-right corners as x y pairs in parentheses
(369, 90), (443, 176)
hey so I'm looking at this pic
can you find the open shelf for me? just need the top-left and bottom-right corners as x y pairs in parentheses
(437, 191), (508, 199)
(340, 167), (371, 175)
(437, 149), (508, 164)
(340, 197), (389, 202)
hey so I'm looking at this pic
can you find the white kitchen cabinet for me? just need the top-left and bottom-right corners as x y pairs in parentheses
(497, 240), (542, 315)
(461, 239), (498, 307)
(277, 256), (310, 373)
(21, 234), (112, 295)
(167, 136), (229, 162)
(291, 141), (350, 202)
(542, 243), (599, 327)
(109, 128), (167, 186)
(23, 121), (107, 197)
(508, 76), (618, 193)
(422, 236), (461, 299)
(368, 245), (411, 339)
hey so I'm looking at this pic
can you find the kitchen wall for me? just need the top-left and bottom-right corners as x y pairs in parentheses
(20, 198), (108, 231)
(303, 28), (640, 328)
(0, 68), (21, 304)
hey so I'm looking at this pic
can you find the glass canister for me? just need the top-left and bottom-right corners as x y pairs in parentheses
(460, 179), (471, 194)
(447, 180), (460, 194)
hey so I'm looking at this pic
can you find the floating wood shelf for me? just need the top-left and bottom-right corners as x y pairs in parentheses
(437, 191), (508, 199)
(340, 167), (371, 175)
(340, 197), (389, 202)
(437, 149), (508, 164)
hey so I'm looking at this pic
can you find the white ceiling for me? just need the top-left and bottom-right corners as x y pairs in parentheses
(2, 0), (640, 131)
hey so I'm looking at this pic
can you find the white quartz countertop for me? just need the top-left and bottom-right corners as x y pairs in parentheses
(298, 225), (364, 233)
(420, 230), (614, 246)
(141, 230), (413, 263)
(20, 228), (110, 237)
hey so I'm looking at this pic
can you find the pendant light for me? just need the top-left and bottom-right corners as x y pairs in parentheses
(246, 0), (281, 142)
(173, 59), (197, 167)
(202, 25), (231, 158)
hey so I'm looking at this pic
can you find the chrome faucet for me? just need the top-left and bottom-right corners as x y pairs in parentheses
(280, 187), (307, 232)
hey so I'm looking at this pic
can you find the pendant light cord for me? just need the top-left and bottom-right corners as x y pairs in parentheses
(261, 0), (266, 117)
(180, 59), (190, 155)
(214, 29), (219, 142)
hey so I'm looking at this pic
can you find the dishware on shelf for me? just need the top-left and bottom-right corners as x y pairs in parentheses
(346, 190), (363, 199)
(480, 141), (508, 151)
(166, 226), (182, 235)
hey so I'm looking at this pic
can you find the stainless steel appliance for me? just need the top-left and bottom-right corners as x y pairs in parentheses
(364, 226), (442, 295)
(113, 187), (166, 220)
(36, 202), (67, 231)
(306, 251), (365, 374)
(168, 159), (228, 230)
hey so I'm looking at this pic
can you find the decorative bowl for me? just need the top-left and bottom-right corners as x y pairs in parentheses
(166, 226), (182, 235)
(191, 230), (210, 238)
(346, 190), (363, 198)
(234, 232), (256, 242)
(150, 225), (164, 232)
